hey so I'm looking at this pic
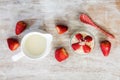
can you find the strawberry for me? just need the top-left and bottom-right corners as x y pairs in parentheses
(72, 42), (80, 50)
(7, 38), (20, 51)
(15, 21), (27, 35)
(56, 25), (68, 34)
(75, 33), (83, 41)
(55, 47), (69, 62)
(82, 44), (91, 53)
(100, 40), (111, 56)
(84, 35), (93, 42)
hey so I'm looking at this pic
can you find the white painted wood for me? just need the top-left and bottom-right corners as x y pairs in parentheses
(0, 0), (120, 80)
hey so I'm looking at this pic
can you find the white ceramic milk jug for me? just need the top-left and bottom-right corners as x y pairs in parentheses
(12, 29), (53, 61)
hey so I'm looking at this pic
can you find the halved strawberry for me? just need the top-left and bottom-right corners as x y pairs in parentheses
(72, 42), (81, 50)
(82, 44), (91, 53)
(7, 38), (20, 51)
(55, 47), (69, 62)
(15, 21), (27, 35)
(84, 35), (93, 42)
(75, 33), (83, 41)
(100, 40), (111, 56)
(56, 25), (68, 34)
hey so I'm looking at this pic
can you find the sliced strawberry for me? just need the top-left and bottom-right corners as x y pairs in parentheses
(84, 35), (93, 42)
(55, 47), (69, 62)
(75, 33), (83, 41)
(72, 42), (81, 50)
(100, 40), (111, 56)
(56, 25), (68, 34)
(7, 38), (20, 51)
(82, 44), (91, 53)
(15, 21), (27, 35)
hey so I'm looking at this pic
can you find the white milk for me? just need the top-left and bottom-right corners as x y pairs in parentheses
(23, 34), (47, 58)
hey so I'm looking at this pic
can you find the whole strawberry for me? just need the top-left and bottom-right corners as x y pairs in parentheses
(100, 40), (111, 56)
(15, 21), (27, 35)
(7, 38), (20, 51)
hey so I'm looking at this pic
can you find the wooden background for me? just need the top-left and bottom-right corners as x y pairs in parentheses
(0, 0), (120, 80)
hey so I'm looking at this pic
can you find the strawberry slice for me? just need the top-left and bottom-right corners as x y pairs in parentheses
(84, 35), (93, 42)
(55, 47), (69, 62)
(72, 42), (81, 50)
(7, 38), (20, 51)
(82, 44), (91, 53)
(56, 25), (68, 34)
(100, 40), (111, 56)
(75, 33), (83, 41)
(15, 21), (27, 35)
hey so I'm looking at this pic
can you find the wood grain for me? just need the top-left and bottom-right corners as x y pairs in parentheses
(0, 0), (120, 80)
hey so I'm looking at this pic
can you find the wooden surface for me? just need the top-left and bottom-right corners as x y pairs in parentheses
(0, 0), (120, 80)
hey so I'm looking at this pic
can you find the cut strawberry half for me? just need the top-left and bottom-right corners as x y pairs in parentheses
(75, 33), (83, 41)
(7, 38), (20, 51)
(82, 44), (91, 53)
(72, 42), (81, 50)
(56, 24), (68, 34)
(84, 35), (93, 42)
(55, 47), (69, 62)
(15, 21), (27, 35)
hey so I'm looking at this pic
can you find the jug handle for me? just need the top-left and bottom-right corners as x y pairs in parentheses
(12, 52), (24, 61)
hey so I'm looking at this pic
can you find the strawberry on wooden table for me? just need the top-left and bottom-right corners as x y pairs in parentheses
(55, 47), (69, 62)
(72, 42), (81, 50)
(15, 21), (27, 35)
(7, 38), (20, 51)
(56, 24), (68, 34)
(100, 40), (111, 56)
(82, 44), (91, 53)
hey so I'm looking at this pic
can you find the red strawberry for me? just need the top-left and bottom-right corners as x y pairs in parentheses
(84, 35), (93, 42)
(56, 25), (68, 34)
(75, 33), (83, 41)
(7, 38), (20, 51)
(55, 47), (69, 62)
(82, 44), (91, 53)
(15, 21), (27, 35)
(100, 40), (111, 56)
(72, 42), (80, 50)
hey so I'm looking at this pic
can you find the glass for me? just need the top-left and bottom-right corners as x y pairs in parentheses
(70, 30), (95, 55)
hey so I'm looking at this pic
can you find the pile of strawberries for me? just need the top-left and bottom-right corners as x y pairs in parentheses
(7, 13), (113, 62)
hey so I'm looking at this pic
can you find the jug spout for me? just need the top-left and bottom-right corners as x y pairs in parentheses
(45, 34), (53, 41)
